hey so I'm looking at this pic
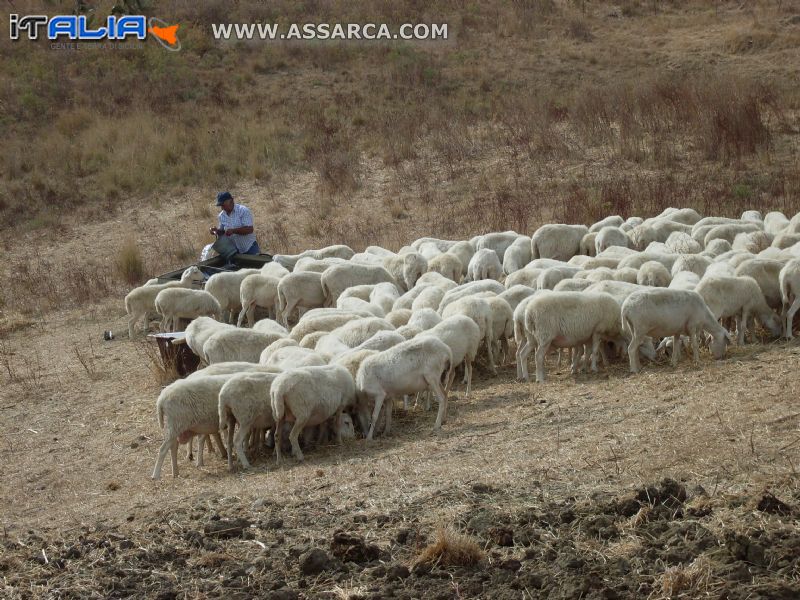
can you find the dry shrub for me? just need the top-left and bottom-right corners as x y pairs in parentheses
(138, 340), (180, 386)
(724, 27), (776, 54)
(566, 17), (593, 42)
(656, 556), (715, 599)
(412, 527), (484, 569)
(115, 237), (146, 286)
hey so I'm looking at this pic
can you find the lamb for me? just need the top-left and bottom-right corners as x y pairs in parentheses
(356, 336), (453, 439)
(428, 252), (463, 282)
(531, 224), (588, 261)
(619, 252), (677, 272)
(695, 276), (782, 344)
(204, 329), (283, 364)
(621, 288), (731, 373)
(671, 254), (712, 278)
(476, 293), (514, 364)
(338, 284), (377, 303)
(637, 261), (672, 287)
(665, 231), (703, 255)
(735, 258), (785, 310)
(329, 317), (395, 348)
(703, 261), (736, 278)
(271, 364), (359, 462)
(276, 271), (325, 326)
(467, 248), (504, 282)
(579, 232), (598, 257)
(320, 263), (396, 306)
(252, 318), (289, 337)
(764, 211), (790, 235)
(351, 330), (406, 353)
(779, 258), (800, 339)
(205, 268), (262, 324)
(420, 315), (481, 395)
(154, 288), (221, 332)
(441, 296), (496, 374)
(218, 371), (280, 470)
(152, 375), (232, 479)
(183, 316), (237, 363)
(237, 274), (281, 327)
(502, 236), (533, 275)
(595, 227), (629, 254)
(589, 215), (624, 233)
(125, 266), (205, 338)
(518, 292), (622, 382)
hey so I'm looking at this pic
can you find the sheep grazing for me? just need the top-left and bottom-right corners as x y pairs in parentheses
(411, 286), (446, 312)
(204, 329), (284, 364)
(356, 336), (453, 440)
(260, 261), (290, 279)
(467, 248), (504, 282)
(504, 267), (542, 289)
(288, 312), (363, 342)
(579, 234), (598, 256)
(595, 227), (629, 254)
(671, 255), (712, 278)
(621, 288), (731, 373)
(205, 268), (262, 324)
(554, 279), (593, 292)
(276, 271), (325, 326)
(263, 345), (327, 370)
(518, 292), (621, 382)
(184, 316), (237, 362)
(421, 315), (481, 395)
(695, 276), (782, 344)
(321, 263), (396, 306)
(385, 308), (412, 328)
(502, 236), (532, 275)
(152, 375), (232, 479)
(271, 364), (359, 462)
(732, 230), (773, 254)
(764, 211), (790, 235)
(237, 274), (281, 327)
(294, 257), (349, 273)
(125, 266), (205, 338)
(438, 280), (505, 313)
(779, 258), (800, 338)
(537, 266), (582, 290)
(476, 231), (520, 264)
(589, 215), (624, 233)
(665, 231), (702, 255)
(637, 261), (672, 287)
(408, 308), (442, 331)
(252, 318), (289, 337)
(735, 258), (784, 311)
(531, 224), (589, 261)
(704, 222), (762, 247)
(498, 285), (537, 311)
(703, 238), (732, 258)
(370, 282), (401, 315)
(188, 362), (278, 379)
(441, 295), (497, 374)
(218, 371), (280, 470)
(337, 297), (385, 318)
(154, 288), (221, 332)
(383, 252), (428, 291)
(428, 252), (463, 282)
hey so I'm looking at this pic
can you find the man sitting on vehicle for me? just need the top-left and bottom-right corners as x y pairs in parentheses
(209, 191), (261, 255)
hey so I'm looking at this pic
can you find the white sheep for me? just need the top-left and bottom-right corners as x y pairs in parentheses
(356, 336), (453, 439)
(337, 296), (385, 318)
(369, 282), (401, 315)
(772, 232), (800, 250)
(618, 252), (678, 272)
(237, 274), (281, 327)
(420, 315), (481, 396)
(408, 308), (443, 331)
(385, 308), (412, 328)
(553, 279), (594, 292)
(294, 257), (350, 273)
(383, 252), (428, 291)
(696, 276), (782, 344)
(518, 292), (622, 382)
(438, 280), (505, 313)
(476, 231), (520, 263)
(441, 295), (496, 374)
(621, 288), (731, 373)
(152, 374), (232, 479)
(276, 271), (325, 326)
(271, 364), (358, 462)
(218, 371), (280, 470)
(764, 211), (790, 235)
(577, 267), (616, 283)
(595, 227), (629, 254)
(288, 312), (365, 342)
(657, 207), (702, 225)
(154, 288), (221, 332)
(260, 261), (290, 279)
(188, 362), (278, 379)
(428, 252), (463, 282)
(620, 216), (644, 232)
(258, 338), (299, 364)
(531, 224), (589, 261)
(125, 266), (205, 338)
(779, 258), (800, 338)
(498, 285), (537, 311)
(669, 271), (700, 291)
(579, 232), (598, 257)
(204, 329), (283, 364)
(183, 316), (237, 362)
(589, 215), (624, 233)
(665, 231), (703, 255)
(446, 241), (476, 277)
(321, 263), (396, 306)
(732, 230), (773, 254)
(300, 331), (328, 349)
(613, 267), (639, 284)
(263, 345), (326, 370)
(502, 236), (533, 275)
(628, 220), (692, 251)
(411, 286), (446, 312)
(252, 318), (289, 337)
(704, 222), (762, 246)
(537, 266), (582, 290)
(637, 261), (672, 287)
(671, 254), (712, 278)
(703, 238), (733, 257)
(504, 267), (543, 289)
(467, 248), (504, 282)
(205, 268), (262, 324)
(735, 258), (785, 310)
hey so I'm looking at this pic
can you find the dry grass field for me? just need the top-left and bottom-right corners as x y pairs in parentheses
(2, 1), (800, 598)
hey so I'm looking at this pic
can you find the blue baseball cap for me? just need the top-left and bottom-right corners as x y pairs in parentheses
(216, 191), (233, 206)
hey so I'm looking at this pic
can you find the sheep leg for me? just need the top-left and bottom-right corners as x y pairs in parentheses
(234, 426), (252, 469)
(786, 296), (800, 339)
(690, 331), (700, 364)
(590, 335), (601, 373)
(366, 392), (386, 441)
(735, 315), (745, 345)
(236, 304), (249, 328)
(570, 347), (581, 375)
(485, 322), (496, 375)
(169, 438), (179, 477)
(197, 435), (205, 467)
(152, 436), (175, 480)
(334, 409), (343, 444)
(127, 313), (137, 339)
(282, 299), (298, 327)
(427, 375), (448, 430)
(288, 419), (305, 461)
(213, 432), (227, 459)
(534, 340), (550, 383)
(671, 335), (681, 366)
(628, 333), (642, 373)
(424, 390), (432, 411)
(518, 331), (535, 381)
(515, 339), (528, 380)
(384, 399), (393, 436)
(465, 359), (473, 396)
(226, 420), (236, 471)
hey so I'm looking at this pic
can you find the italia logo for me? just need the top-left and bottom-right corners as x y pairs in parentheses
(9, 14), (181, 51)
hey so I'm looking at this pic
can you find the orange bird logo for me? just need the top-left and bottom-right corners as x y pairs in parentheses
(149, 24), (179, 46)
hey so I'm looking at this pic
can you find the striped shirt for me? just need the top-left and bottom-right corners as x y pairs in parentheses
(218, 203), (257, 253)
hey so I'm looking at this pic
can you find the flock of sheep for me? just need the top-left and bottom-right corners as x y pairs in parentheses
(122, 207), (800, 479)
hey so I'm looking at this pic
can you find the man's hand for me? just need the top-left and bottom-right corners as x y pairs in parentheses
(224, 228), (235, 236)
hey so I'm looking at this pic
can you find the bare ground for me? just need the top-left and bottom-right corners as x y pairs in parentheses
(1, 297), (799, 599)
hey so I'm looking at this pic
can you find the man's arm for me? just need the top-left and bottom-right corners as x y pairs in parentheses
(224, 225), (254, 235)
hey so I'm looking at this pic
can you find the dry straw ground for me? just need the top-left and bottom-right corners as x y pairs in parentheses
(1, 1), (800, 598)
